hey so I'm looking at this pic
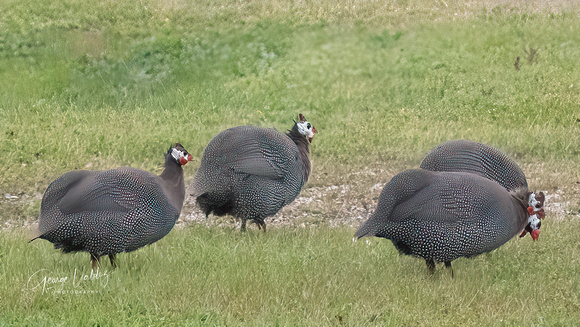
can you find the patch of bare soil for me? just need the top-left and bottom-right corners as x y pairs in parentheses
(1, 193), (42, 231)
(178, 165), (580, 230)
(2, 164), (578, 232)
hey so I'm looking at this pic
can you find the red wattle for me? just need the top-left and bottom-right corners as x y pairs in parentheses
(180, 157), (188, 165)
(527, 207), (535, 215)
(531, 229), (540, 241)
(187, 154), (193, 161)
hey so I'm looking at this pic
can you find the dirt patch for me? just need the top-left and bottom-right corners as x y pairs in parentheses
(3, 166), (578, 232)
(178, 165), (579, 230)
(180, 183), (377, 230)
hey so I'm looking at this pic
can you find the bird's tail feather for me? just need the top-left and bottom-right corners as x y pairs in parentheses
(354, 216), (378, 238)
(28, 224), (44, 243)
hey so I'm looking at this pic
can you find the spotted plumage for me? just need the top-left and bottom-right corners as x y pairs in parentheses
(191, 114), (317, 231)
(31, 143), (192, 269)
(420, 139), (527, 191)
(355, 169), (544, 275)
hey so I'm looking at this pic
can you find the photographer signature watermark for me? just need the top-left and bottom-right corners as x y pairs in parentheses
(26, 268), (110, 295)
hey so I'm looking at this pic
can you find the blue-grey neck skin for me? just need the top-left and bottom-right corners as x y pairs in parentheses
(509, 188), (532, 213)
(159, 148), (186, 213)
(287, 124), (312, 183)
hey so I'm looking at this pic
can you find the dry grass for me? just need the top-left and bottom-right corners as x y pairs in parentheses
(154, 0), (580, 26)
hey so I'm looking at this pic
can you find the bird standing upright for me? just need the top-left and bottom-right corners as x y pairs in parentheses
(31, 143), (192, 269)
(191, 114), (317, 231)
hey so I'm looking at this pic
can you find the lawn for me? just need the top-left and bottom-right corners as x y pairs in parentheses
(0, 0), (579, 325)
(2, 221), (579, 325)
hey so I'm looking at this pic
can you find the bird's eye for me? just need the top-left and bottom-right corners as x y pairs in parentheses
(307, 123), (311, 129)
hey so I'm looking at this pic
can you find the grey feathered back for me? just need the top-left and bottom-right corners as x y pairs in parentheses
(420, 140), (527, 191)
(355, 169), (530, 265)
(34, 143), (191, 265)
(191, 116), (316, 231)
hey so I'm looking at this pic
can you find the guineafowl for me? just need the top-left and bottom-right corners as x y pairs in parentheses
(354, 169), (545, 275)
(420, 139), (527, 191)
(191, 114), (317, 231)
(31, 143), (193, 269)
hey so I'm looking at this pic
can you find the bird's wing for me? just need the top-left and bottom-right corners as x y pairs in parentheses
(391, 172), (509, 227)
(391, 172), (492, 224)
(55, 169), (148, 215)
(355, 169), (434, 237)
(355, 169), (501, 239)
(420, 139), (528, 190)
(206, 126), (295, 180)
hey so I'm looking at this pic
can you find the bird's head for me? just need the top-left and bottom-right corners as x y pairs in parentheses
(519, 192), (545, 241)
(169, 143), (193, 166)
(295, 113), (317, 143)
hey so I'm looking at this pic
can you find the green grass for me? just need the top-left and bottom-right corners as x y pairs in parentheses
(0, 0), (579, 325)
(1, 219), (578, 326)
(1, 0), (579, 197)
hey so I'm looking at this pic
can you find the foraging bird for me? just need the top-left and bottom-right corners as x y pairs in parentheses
(191, 114), (317, 231)
(420, 139), (528, 191)
(31, 143), (192, 269)
(354, 169), (545, 275)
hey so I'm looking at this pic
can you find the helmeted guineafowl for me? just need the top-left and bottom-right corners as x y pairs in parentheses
(420, 139), (527, 191)
(191, 114), (317, 231)
(354, 169), (545, 275)
(31, 143), (193, 269)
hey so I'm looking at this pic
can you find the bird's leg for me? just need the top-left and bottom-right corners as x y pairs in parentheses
(445, 261), (454, 278)
(241, 219), (247, 232)
(259, 221), (266, 233)
(426, 258), (435, 274)
(109, 254), (117, 269)
(91, 254), (100, 270)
